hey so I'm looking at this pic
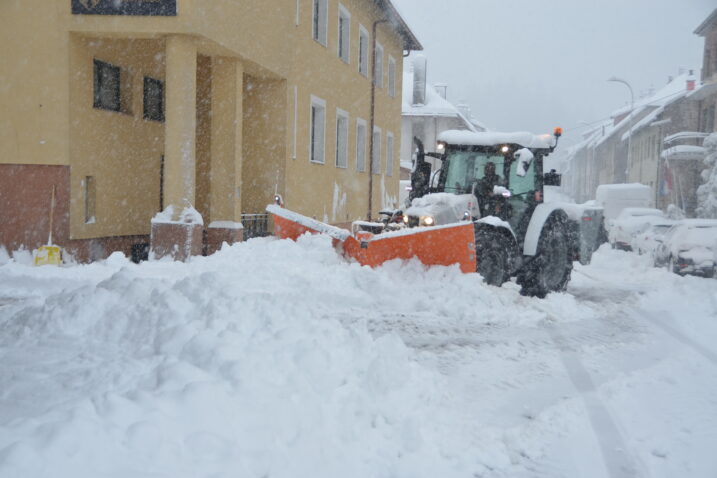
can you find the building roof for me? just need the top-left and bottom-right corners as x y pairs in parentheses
(619, 72), (698, 141)
(376, 0), (423, 50)
(694, 8), (717, 36)
(402, 66), (490, 133)
(402, 69), (478, 132)
(661, 145), (706, 161)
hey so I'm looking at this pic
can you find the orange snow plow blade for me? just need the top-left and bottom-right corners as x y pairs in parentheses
(267, 205), (476, 273)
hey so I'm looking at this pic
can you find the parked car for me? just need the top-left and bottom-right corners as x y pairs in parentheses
(608, 207), (665, 251)
(653, 219), (717, 277)
(632, 220), (676, 256)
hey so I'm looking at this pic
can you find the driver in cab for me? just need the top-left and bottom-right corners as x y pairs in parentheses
(475, 162), (505, 217)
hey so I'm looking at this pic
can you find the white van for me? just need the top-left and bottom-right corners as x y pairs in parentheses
(595, 183), (653, 223)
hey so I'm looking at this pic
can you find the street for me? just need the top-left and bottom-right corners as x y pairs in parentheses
(0, 238), (716, 477)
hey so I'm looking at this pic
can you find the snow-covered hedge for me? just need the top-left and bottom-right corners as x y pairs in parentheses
(696, 133), (717, 219)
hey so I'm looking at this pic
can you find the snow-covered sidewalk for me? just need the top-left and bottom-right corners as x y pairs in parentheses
(0, 237), (716, 477)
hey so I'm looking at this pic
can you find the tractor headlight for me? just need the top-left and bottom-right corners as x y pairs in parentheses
(436, 141), (446, 152)
(421, 216), (435, 226)
(403, 215), (409, 224)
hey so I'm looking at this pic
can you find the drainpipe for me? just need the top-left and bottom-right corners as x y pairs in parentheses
(368, 18), (388, 221)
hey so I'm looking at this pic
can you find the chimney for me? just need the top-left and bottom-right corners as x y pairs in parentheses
(434, 83), (448, 99)
(687, 79), (696, 91)
(412, 55), (427, 106)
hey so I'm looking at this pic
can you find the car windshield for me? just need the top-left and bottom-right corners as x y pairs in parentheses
(442, 151), (505, 194)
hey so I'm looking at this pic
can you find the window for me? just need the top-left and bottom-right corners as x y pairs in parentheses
(312, 0), (328, 46)
(388, 56), (396, 97)
(336, 109), (349, 168)
(386, 132), (394, 176)
(310, 96), (326, 164)
(84, 176), (96, 224)
(93, 59), (120, 112)
(358, 25), (369, 77)
(93, 59), (132, 114)
(374, 42), (384, 88)
(143, 77), (164, 122)
(338, 5), (350, 63)
(372, 127), (381, 174)
(356, 118), (367, 172)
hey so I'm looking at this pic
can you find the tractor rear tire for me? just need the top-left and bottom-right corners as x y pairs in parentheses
(475, 229), (509, 287)
(518, 214), (572, 298)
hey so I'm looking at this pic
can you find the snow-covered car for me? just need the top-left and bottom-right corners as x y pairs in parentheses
(631, 220), (676, 256)
(653, 219), (717, 277)
(608, 207), (665, 251)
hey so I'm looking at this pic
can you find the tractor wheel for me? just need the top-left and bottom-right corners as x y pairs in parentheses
(518, 214), (572, 298)
(475, 229), (509, 286)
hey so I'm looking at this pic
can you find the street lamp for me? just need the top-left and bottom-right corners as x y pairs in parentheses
(607, 76), (634, 181)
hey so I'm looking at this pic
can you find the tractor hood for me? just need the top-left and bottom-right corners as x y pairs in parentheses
(405, 193), (478, 225)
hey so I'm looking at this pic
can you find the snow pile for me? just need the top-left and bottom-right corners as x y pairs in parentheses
(0, 234), (593, 478)
(151, 205), (204, 226)
(208, 221), (243, 230)
(3, 235), (717, 476)
(404, 192), (472, 223)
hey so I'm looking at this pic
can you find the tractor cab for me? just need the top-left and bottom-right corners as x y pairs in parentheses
(408, 129), (561, 243)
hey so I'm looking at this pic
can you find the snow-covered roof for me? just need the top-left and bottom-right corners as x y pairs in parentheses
(694, 7), (717, 36)
(374, 0), (422, 50)
(620, 75), (700, 141)
(661, 145), (706, 161)
(616, 207), (664, 218)
(437, 130), (556, 149)
(402, 70), (469, 119)
(664, 131), (711, 145)
(599, 73), (697, 146)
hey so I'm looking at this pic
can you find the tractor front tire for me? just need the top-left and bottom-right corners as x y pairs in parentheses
(518, 215), (573, 298)
(475, 229), (509, 287)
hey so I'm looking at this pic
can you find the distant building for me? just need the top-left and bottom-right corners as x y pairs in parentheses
(399, 55), (485, 184)
(694, 8), (717, 134)
(0, 0), (421, 261)
(564, 74), (702, 213)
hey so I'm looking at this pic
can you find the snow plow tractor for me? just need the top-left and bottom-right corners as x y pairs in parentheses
(268, 128), (580, 298)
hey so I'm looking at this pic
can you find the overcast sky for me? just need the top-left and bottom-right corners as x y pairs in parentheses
(392, 0), (715, 147)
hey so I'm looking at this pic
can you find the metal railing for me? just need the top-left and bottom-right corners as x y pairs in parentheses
(241, 213), (271, 240)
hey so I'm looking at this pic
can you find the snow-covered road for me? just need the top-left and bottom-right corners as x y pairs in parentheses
(0, 238), (715, 477)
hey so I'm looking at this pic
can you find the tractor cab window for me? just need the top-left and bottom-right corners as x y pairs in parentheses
(442, 152), (505, 194)
(508, 156), (535, 196)
(505, 153), (538, 237)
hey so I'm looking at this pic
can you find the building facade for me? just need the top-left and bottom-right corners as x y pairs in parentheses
(399, 55), (483, 190)
(0, 0), (420, 261)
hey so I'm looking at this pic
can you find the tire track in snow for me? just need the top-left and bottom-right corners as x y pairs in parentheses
(637, 311), (717, 365)
(545, 324), (648, 478)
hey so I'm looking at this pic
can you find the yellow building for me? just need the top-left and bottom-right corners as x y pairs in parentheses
(0, 0), (421, 261)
